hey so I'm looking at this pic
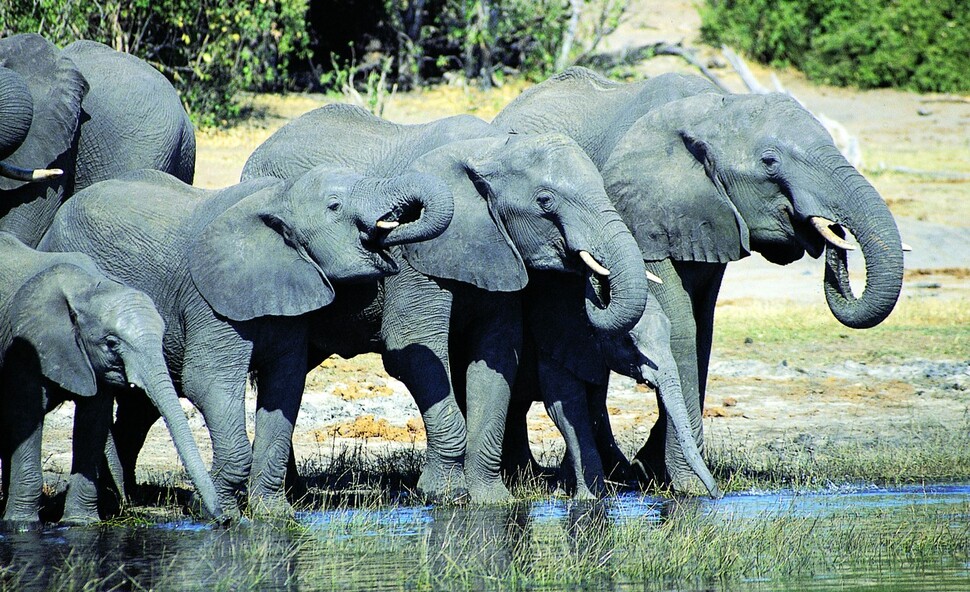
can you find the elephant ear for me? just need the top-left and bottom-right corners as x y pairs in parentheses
(603, 97), (750, 263)
(398, 141), (528, 292)
(189, 183), (335, 321)
(0, 34), (88, 191)
(10, 263), (97, 397)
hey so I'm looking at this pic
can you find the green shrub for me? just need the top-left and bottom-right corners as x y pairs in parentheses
(0, 0), (311, 127)
(700, 0), (970, 93)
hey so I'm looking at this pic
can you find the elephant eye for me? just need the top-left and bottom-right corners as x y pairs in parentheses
(535, 190), (555, 212)
(105, 336), (121, 351)
(326, 195), (342, 213)
(761, 152), (781, 172)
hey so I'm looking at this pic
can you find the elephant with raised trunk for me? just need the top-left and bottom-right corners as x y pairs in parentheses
(494, 67), (904, 492)
(0, 232), (222, 524)
(0, 34), (194, 247)
(245, 104), (653, 502)
(39, 166), (453, 515)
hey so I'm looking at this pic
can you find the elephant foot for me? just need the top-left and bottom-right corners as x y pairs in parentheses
(60, 511), (101, 526)
(468, 478), (512, 504)
(417, 462), (468, 504)
(246, 493), (295, 520)
(572, 485), (600, 501)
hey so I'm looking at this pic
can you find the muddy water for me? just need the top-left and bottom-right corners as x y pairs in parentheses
(1, 484), (967, 591)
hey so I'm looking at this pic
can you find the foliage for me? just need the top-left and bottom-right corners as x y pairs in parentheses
(0, 0), (311, 127)
(700, 0), (970, 93)
(377, 1), (626, 89)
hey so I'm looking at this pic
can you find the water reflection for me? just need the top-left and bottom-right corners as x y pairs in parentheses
(0, 484), (966, 591)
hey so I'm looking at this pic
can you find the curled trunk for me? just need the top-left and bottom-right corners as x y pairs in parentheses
(0, 66), (33, 161)
(372, 172), (454, 247)
(584, 215), (650, 335)
(819, 166), (903, 329)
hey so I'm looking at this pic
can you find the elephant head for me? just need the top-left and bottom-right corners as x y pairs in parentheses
(7, 250), (224, 520)
(0, 34), (88, 246)
(403, 133), (650, 335)
(596, 296), (720, 497)
(189, 166), (454, 322)
(603, 92), (903, 329)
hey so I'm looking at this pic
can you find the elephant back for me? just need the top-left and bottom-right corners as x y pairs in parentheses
(64, 40), (196, 191)
(243, 104), (500, 181)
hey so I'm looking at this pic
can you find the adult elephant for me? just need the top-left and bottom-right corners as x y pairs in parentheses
(245, 106), (651, 502)
(494, 67), (904, 492)
(506, 271), (721, 499)
(0, 34), (194, 247)
(0, 232), (222, 524)
(39, 166), (453, 515)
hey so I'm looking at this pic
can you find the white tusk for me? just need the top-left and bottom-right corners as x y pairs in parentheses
(0, 161), (63, 182)
(376, 220), (400, 230)
(579, 250), (610, 276)
(901, 242), (912, 252)
(810, 216), (856, 251)
(646, 270), (664, 284)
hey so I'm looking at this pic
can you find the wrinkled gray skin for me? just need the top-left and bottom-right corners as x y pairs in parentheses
(0, 34), (194, 248)
(0, 232), (222, 525)
(39, 167), (452, 515)
(494, 67), (904, 493)
(244, 105), (650, 503)
(505, 271), (720, 499)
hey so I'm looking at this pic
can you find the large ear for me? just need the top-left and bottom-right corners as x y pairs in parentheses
(10, 264), (97, 397)
(0, 34), (88, 191)
(398, 141), (528, 292)
(603, 96), (750, 264)
(189, 184), (335, 321)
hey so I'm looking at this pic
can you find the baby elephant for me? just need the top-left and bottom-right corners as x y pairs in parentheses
(0, 232), (222, 524)
(505, 271), (720, 499)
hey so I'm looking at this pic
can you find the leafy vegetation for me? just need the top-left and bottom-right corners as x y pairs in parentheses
(700, 0), (970, 93)
(0, 0), (311, 127)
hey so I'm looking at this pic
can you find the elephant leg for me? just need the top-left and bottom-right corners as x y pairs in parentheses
(249, 349), (306, 514)
(633, 259), (703, 489)
(111, 391), (161, 498)
(587, 380), (633, 483)
(62, 392), (114, 525)
(1, 371), (49, 523)
(538, 359), (604, 500)
(502, 339), (547, 484)
(462, 295), (521, 503)
(381, 272), (467, 502)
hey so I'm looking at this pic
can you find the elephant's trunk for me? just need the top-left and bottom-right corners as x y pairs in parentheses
(583, 214), (650, 335)
(0, 66), (33, 162)
(811, 153), (903, 329)
(124, 350), (228, 522)
(650, 357), (721, 498)
(371, 172), (454, 247)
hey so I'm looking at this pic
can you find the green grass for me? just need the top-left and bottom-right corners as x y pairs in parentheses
(713, 297), (970, 365)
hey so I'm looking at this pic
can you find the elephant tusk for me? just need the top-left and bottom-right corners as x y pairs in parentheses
(579, 250), (610, 276)
(0, 161), (63, 182)
(810, 216), (856, 251)
(646, 270), (664, 284)
(376, 220), (400, 230)
(901, 242), (913, 252)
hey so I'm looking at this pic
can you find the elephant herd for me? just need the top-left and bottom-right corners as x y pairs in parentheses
(0, 33), (905, 525)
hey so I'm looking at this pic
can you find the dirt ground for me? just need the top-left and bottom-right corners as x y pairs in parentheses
(38, 1), (970, 489)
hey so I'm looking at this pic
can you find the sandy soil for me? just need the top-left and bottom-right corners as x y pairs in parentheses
(37, 1), (970, 491)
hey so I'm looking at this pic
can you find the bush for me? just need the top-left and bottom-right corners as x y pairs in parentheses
(700, 0), (970, 93)
(0, 0), (311, 127)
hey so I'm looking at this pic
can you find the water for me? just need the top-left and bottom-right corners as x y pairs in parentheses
(1, 484), (967, 591)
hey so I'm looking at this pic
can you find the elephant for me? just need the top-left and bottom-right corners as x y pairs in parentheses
(493, 67), (904, 492)
(504, 271), (721, 499)
(38, 166), (453, 515)
(0, 232), (222, 524)
(244, 105), (651, 502)
(0, 34), (194, 247)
